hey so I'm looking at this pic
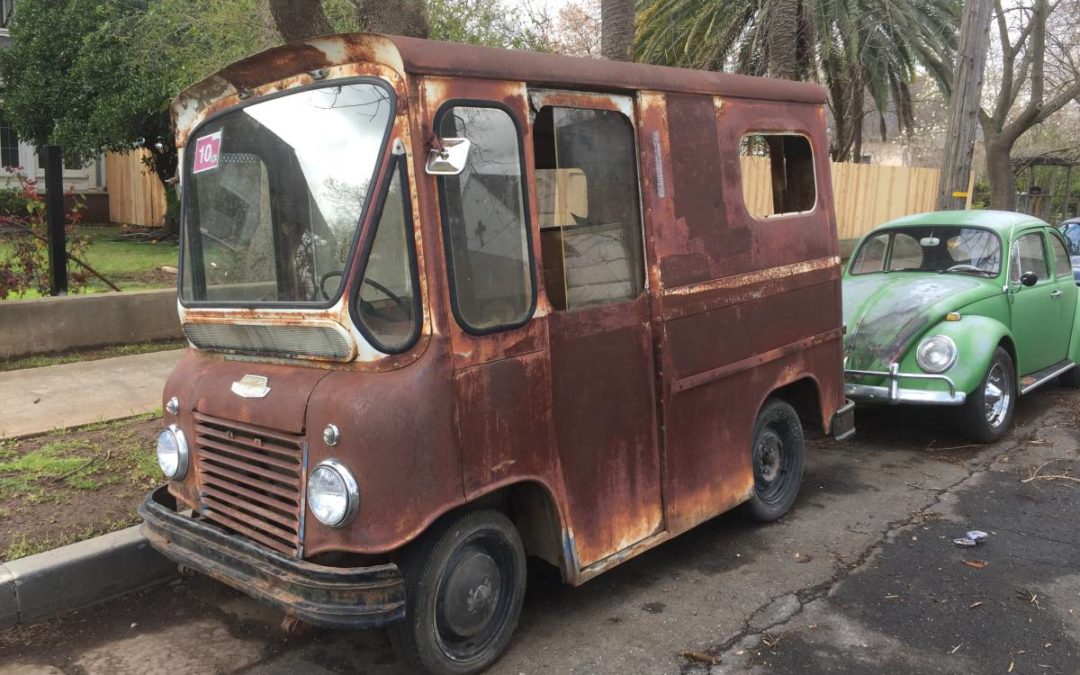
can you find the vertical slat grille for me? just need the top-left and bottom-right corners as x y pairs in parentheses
(193, 413), (304, 556)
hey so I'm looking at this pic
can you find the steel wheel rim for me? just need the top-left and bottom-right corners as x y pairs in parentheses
(983, 362), (1011, 428)
(753, 427), (791, 504)
(433, 532), (517, 662)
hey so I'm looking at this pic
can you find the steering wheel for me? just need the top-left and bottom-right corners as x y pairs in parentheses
(319, 270), (411, 320)
(319, 270), (345, 301)
(945, 264), (983, 273)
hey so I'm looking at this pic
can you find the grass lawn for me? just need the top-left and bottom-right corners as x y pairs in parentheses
(0, 225), (178, 299)
(0, 339), (188, 372)
(0, 412), (163, 561)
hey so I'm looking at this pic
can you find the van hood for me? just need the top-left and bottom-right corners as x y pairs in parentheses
(842, 274), (998, 371)
(165, 349), (333, 434)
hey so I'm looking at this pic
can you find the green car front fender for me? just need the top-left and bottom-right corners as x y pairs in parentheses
(897, 316), (1013, 396)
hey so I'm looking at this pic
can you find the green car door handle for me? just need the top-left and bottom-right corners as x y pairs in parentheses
(1050, 290), (1063, 299)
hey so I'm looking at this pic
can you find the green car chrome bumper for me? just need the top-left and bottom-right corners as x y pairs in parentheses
(845, 363), (966, 406)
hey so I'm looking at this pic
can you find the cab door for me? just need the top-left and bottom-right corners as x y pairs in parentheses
(528, 90), (663, 569)
(1010, 230), (1070, 374)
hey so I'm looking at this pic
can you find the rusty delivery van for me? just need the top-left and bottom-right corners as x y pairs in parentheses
(140, 33), (854, 674)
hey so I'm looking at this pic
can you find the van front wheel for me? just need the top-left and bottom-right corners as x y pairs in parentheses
(742, 398), (805, 522)
(389, 510), (526, 675)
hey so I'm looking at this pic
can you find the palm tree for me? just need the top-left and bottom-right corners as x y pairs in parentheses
(635, 0), (960, 161)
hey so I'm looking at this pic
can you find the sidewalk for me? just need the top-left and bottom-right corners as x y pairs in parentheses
(0, 349), (185, 439)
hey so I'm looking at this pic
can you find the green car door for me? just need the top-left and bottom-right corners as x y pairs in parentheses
(1047, 229), (1079, 355)
(1010, 230), (1072, 374)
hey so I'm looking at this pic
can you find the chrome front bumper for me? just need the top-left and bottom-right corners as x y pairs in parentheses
(845, 363), (966, 406)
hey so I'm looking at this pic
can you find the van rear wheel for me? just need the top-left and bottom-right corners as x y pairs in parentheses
(742, 398), (805, 522)
(389, 510), (526, 675)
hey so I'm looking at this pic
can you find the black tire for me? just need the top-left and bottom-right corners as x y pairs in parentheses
(742, 398), (806, 522)
(958, 346), (1016, 443)
(389, 510), (526, 675)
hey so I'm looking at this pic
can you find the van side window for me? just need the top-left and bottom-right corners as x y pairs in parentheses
(353, 157), (421, 353)
(740, 134), (816, 218)
(437, 106), (535, 333)
(532, 107), (645, 310)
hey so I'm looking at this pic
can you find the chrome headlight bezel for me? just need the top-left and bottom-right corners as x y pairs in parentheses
(915, 334), (958, 373)
(156, 424), (189, 480)
(307, 459), (359, 528)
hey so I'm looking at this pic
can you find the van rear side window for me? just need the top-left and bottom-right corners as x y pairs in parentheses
(533, 106), (645, 311)
(739, 134), (816, 219)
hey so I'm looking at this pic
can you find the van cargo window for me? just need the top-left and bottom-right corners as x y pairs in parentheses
(437, 105), (535, 333)
(533, 107), (645, 311)
(740, 134), (816, 218)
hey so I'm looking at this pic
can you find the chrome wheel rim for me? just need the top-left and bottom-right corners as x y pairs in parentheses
(983, 363), (1011, 428)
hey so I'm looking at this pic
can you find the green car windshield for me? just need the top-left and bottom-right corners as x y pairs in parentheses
(850, 226), (1002, 277)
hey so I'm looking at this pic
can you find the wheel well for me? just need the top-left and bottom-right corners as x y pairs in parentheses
(770, 377), (822, 430)
(465, 481), (566, 577)
(998, 336), (1017, 371)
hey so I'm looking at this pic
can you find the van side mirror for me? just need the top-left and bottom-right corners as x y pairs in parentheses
(425, 138), (471, 176)
(1020, 271), (1039, 287)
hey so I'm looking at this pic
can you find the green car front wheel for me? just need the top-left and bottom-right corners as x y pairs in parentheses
(958, 347), (1016, 443)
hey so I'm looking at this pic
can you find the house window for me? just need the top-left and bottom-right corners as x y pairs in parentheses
(532, 106), (644, 311)
(740, 133), (816, 218)
(0, 118), (19, 168)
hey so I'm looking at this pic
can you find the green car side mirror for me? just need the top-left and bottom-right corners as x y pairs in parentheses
(1020, 271), (1039, 287)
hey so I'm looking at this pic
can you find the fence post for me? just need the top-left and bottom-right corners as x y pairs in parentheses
(44, 145), (67, 296)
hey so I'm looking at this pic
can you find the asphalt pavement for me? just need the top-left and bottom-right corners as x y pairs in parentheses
(1, 385), (1077, 674)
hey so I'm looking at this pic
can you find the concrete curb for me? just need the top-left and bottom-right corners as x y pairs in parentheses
(0, 525), (177, 627)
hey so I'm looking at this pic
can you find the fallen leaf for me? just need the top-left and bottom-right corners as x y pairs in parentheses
(970, 601), (984, 609)
(1009, 660), (1014, 672)
(963, 559), (989, 569)
(885, 594), (900, 600)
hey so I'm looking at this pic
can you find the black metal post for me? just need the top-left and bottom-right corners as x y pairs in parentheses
(44, 145), (67, 295)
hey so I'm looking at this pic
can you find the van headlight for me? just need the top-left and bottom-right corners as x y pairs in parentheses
(308, 459), (359, 528)
(156, 424), (189, 480)
(916, 335), (957, 373)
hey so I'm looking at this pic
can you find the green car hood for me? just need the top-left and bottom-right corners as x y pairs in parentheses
(843, 274), (999, 370)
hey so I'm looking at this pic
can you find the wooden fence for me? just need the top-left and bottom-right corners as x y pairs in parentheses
(103, 150), (940, 239)
(105, 150), (166, 227)
(742, 156), (942, 241)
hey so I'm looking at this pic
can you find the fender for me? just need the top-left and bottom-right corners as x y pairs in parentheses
(897, 315), (1013, 396)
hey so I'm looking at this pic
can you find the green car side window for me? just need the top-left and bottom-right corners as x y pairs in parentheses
(851, 234), (887, 274)
(1050, 234), (1072, 279)
(1015, 233), (1048, 282)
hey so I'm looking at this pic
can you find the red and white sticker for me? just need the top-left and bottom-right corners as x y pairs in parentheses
(192, 131), (222, 174)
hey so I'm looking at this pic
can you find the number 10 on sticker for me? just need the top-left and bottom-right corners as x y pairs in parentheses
(193, 131), (222, 174)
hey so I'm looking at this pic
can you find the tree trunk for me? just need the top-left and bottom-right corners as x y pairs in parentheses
(766, 0), (800, 79)
(354, 0), (429, 38)
(936, 0), (993, 210)
(984, 136), (1017, 211)
(269, 0), (334, 42)
(601, 0), (634, 61)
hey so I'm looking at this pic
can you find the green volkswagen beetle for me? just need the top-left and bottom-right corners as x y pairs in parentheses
(843, 210), (1080, 442)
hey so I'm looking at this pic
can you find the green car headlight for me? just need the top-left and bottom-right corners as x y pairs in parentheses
(916, 335), (957, 373)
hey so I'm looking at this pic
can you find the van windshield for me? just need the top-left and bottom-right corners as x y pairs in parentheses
(180, 82), (394, 305)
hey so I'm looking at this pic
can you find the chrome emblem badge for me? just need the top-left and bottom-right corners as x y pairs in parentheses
(231, 374), (271, 399)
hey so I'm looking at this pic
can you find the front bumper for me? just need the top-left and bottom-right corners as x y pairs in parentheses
(139, 486), (405, 629)
(845, 363), (966, 406)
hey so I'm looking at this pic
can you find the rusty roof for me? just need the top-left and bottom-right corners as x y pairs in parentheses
(183, 32), (826, 108)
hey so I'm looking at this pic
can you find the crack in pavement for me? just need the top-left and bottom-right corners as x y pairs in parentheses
(679, 442), (1013, 674)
